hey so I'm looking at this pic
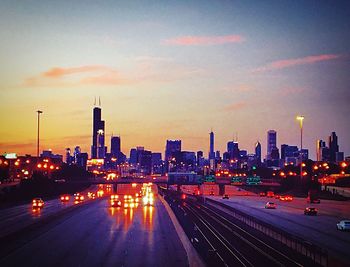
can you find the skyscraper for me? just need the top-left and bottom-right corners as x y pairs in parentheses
(267, 130), (277, 159)
(316, 140), (326, 161)
(329, 132), (339, 163)
(255, 141), (261, 164)
(111, 136), (121, 157)
(209, 131), (215, 160)
(165, 140), (181, 161)
(227, 141), (239, 159)
(91, 101), (106, 159)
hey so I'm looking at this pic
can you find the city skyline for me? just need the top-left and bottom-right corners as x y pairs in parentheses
(1, 1), (350, 159)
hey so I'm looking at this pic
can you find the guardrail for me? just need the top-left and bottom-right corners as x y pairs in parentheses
(205, 197), (328, 267)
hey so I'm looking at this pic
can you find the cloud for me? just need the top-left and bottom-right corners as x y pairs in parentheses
(223, 101), (247, 112)
(253, 54), (341, 73)
(25, 65), (126, 87)
(163, 35), (245, 46)
(43, 65), (110, 78)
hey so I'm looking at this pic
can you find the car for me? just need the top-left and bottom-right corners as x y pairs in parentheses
(304, 207), (317, 216)
(32, 198), (44, 209)
(266, 191), (274, 198)
(280, 195), (293, 201)
(60, 194), (70, 203)
(142, 193), (154, 206)
(274, 194), (280, 199)
(209, 191), (214, 196)
(259, 192), (266, 197)
(110, 195), (122, 207)
(222, 194), (229, 199)
(265, 202), (276, 209)
(74, 193), (84, 202)
(336, 220), (350, 231)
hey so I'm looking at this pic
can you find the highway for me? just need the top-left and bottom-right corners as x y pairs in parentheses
(0, 185), (188, 267)
(0, 185), (102, 238)
(179, 184), (350, 265)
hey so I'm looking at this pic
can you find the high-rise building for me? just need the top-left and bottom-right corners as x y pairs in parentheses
(74, 146), (81, 163)
(111, 136), (121, 157)
(209, 131), (215, 159)
(91, 102), (106, 159)
(267, 130), (277, 159)
(255, 141), (261, 164)
(129, 148), (138, 164)
(227, 141), (239, 159)
(336, 152), (344, 162)
(165, 140), (181, 161)
(316, 140), (326, 161)
(65, 148), (72, 165)
(281, 144), (298, 160)
(329, 132), (339, 162)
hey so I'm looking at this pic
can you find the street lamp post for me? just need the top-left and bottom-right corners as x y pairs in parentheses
(36, 110), (43, 158)
(296, 115), (304, 184)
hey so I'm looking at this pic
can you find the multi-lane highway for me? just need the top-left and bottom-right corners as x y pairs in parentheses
(178, 184), (350, 265)
(0, 185), (188, 267)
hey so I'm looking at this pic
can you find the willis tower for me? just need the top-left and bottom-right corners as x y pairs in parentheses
(91, 97), (106, 159)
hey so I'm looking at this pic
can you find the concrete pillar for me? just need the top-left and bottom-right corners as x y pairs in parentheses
(219, 184), (225, 196)
(113, 183), (118, 194)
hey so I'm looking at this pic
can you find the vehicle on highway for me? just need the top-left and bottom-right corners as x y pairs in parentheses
(259, 192), (266, 197)
(74, 193), (84, 202)
(110, 195), (122, 207)
(280, 195), (293, 201)
(336, 220), (350, 231)
(87, 192), (96, 199)
(266, 191), (274, 198)
(143, 192), (154, 206)
(60, 194), (70, 203)
(265, 202), (276, 209)
(209, 191), (214, 196)
(32, 198), (44, 209)
(274, 194), (280, 199)
(124, 194), (138, 208)
(304, 207), (317, 216)
(222, 194), (229, 199)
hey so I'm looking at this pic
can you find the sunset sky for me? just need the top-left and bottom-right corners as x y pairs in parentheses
(0, 1), (349, 159)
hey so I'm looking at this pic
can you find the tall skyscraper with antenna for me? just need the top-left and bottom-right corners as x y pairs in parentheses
(91, 97), (106, 159)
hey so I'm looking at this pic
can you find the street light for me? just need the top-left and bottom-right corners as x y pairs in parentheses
(296, 115), (304, 184)
(36, 110), (43, 158)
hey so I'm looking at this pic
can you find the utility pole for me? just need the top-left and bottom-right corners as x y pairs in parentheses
(37, 110), (43, 158)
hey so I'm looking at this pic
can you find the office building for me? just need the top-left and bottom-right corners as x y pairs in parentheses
(329, 132), (339, 162)
(267, 130), (277, 159)
(255, 141), (261, 164)
(91, 101), (106, 159)
(165, 140), (181, 161)
(111, 136), (121, 157)
(209, 131), (215, 160)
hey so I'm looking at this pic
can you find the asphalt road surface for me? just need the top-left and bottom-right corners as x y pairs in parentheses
(0, 190), (188, 267)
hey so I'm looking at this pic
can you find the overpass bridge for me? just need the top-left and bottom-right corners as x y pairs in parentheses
(67, 175), (280, 195)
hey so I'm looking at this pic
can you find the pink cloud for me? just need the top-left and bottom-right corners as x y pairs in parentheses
(254, 54), (341, 73)
(224, 101), (247, 112)
(164, 35), (244, 46)
(25, 65), (125, 87)
(43, 65), (109, 78)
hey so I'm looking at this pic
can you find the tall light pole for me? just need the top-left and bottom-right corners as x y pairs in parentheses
(37, 110), (43, 158)
(296, 115), (304, 184)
